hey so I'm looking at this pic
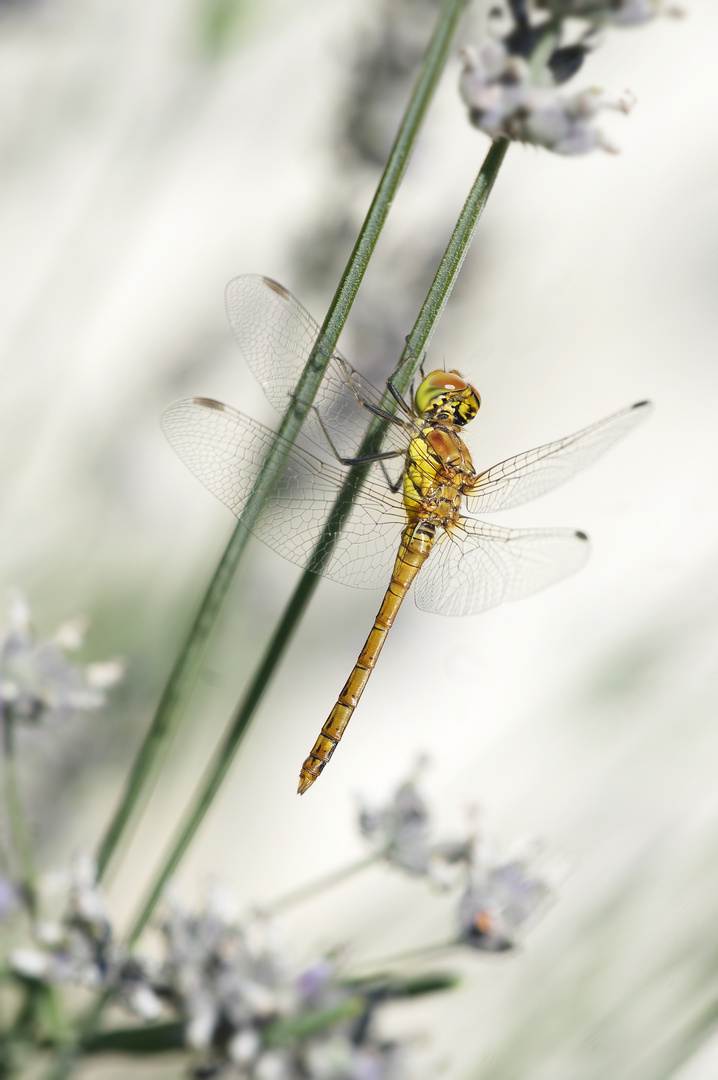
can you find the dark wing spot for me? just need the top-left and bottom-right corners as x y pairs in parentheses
(632, 400), (651, 410)
(193, 397), (226, 411)
(262, 276), (290, 299)
(576, 530), (589, 541)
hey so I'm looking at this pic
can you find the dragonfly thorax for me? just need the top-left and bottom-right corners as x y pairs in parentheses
(414, 369), (481, 427)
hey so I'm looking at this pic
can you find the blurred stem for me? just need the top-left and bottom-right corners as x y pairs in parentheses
(0, 982), (50, 1077)
(41, 992), (109, 1080)
(263, 997), (366, 1048)
(355, 940), (455, 970)
(126, 135), (508, 948)
(528, 16), (560, 81)
(264, 850), (386, 916)
(2, 715), (37, 918)
(94, 0), (470, 886)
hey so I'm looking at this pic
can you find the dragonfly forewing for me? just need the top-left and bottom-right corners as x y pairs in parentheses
(225, 275), (409, 463)
(161, 397), (406, 590)
(465, 400), (651, 515)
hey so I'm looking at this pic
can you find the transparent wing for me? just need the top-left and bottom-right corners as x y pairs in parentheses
(414, 517), (590, 617)
(466, 400), (651, 514)
(224, 275), (409, 461)
(162, 397), (406, 590)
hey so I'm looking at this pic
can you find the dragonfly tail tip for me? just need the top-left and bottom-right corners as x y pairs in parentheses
(297, 774), (314, 796)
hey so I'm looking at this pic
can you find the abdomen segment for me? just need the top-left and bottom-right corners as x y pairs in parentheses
(297, 523), (435, 794)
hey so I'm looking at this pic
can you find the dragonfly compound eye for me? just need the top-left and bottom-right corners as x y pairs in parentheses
(415, 370), (481, 425)
(456, 387), (481, 425)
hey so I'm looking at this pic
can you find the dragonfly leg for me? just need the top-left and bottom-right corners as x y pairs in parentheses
(309, 404), (405, 467)
(380, 462), (403, 493)
(352, 396), (413, 428)
(386, 375), (412, 412)
(386, 341), (426, 412)
(402, 333), (428, 382)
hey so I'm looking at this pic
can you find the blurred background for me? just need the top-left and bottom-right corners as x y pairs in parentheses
(1, 0), (718, 1075)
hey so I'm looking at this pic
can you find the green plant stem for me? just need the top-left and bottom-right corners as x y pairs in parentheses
(264, 851), (386, 916)
(94, 0), (470, 885)
(355, 940), (455, 970)
(2, 716), (37, 917)
(41, 992), (109, 1080)
(125, 134), (508, 948)
(528, 17), (561, 81)
(405, 137), (508, 364)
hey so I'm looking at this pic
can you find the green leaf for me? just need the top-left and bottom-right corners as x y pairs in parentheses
(83, 1021), (185, 1055)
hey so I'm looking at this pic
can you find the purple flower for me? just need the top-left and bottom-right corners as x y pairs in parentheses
(0, 592), (124, 727)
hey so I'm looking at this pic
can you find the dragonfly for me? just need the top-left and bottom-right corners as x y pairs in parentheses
(162, 275), (650, 795)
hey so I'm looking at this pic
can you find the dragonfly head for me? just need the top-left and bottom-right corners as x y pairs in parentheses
(414, 370), (481, 427)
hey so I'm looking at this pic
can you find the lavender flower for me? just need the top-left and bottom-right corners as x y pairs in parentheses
(457, 843), (557, 952)
(158, 885), (405, 1078)
(358, 768), (559, 953)
(10, 855), (161, 1020)
(358, 765), (471, 884)
(460, 0), (677, 153)
(359, 773), (432, 876)
(159, 883), (289, 1057)
(4, 865), (415, 1076)
(0, 592), (124, 726)
(459, 40), (633, 154)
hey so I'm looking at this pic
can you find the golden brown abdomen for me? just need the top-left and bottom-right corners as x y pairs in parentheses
(297, 522), (435, 794)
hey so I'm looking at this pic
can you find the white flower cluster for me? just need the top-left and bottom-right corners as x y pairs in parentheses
(359, 767), (560, 951)
(9, 869), (404, 1078)
(457, 847), (558, 951)
(460, 41), (634, 154)
(460, 0), (678, 153)
(157, 883), (405, 1079)
(10, 856), (161, 1021)
(358, 765), (471, 884)
(159, 885), (290, 1072)
(0, 592), (124, 725)
(2, 767), (562, 1075)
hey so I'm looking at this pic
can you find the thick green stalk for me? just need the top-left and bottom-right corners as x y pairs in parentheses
(126, 136), (508, 946)
(95, 0), (470, 884)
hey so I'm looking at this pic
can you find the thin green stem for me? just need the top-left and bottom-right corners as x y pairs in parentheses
(405, 137), (509, 366)
(3, 716), (37, 917)
(94, 0), (470, 884)
(125, 573), (319, 944)
(0, 982), (49, 1077)
(126, 135), (508, 948)
(528, 18), (560, 82)
(41, 992), (109, 1080)
(355, 939), (455, 970)
(95, 530), (252, 881)
(264, 851), (385, 916)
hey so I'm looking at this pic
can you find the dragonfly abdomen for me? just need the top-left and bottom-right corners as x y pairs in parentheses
(297, 523), (435, 795)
